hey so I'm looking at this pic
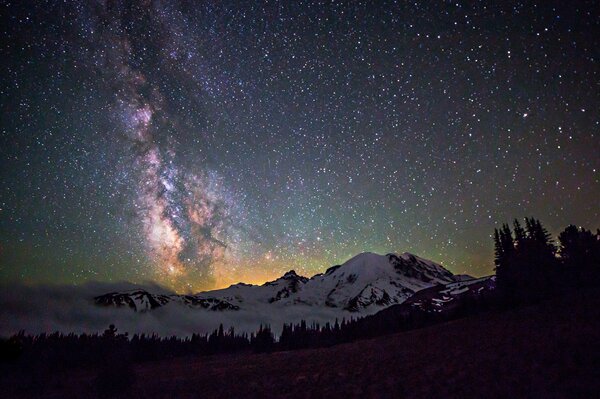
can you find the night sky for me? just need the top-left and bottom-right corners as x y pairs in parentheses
(1, 1), (598, 292)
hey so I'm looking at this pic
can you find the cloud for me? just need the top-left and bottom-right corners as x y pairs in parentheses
(0, 281), (346, 338)
(0, 281), (172, 337)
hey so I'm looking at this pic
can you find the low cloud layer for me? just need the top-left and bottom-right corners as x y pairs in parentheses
(0, 281), (346, 338)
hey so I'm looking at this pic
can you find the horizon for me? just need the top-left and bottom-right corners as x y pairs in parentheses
(1, 249), (483, 293)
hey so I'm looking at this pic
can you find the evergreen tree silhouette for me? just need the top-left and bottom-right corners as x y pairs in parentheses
(559, 225), (600, 285)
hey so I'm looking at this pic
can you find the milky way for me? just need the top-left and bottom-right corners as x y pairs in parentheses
(1, 1), (599, 291)
(99, 9), (247, 289)
(1, 0), (258, 290)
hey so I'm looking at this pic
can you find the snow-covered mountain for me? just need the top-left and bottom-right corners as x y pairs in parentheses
(0, 252), (478, 337)
(96, 252), (459, 317)
(340, 274), (496, 337)
(403, 275), (496, 313)
(289, 252), (456, 311)
(94, 290), (240, 312)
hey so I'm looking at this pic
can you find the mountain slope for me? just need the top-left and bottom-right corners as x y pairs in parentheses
(11, 289), (598, 398)
(289, 252), (457, 311)
(93, 252), (461, 334)
(95, 252), (458, 314)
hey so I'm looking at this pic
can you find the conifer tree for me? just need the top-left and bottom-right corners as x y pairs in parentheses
(513, 219), (526, 248)
(559, 225), (600, 285)
(494, 228), (503, 270)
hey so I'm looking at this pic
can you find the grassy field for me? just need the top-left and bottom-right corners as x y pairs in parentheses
(3, 289), (600, 398)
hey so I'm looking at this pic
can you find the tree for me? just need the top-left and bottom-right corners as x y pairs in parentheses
(494, 223), (517, 299)
(493, 228), (503, 270)
(558, 225), (600, 285)
(494, 218), (559, 302)
(513, 219), (526, 249)
(252, 325), (274, 353)
(103, 324), (117, 339)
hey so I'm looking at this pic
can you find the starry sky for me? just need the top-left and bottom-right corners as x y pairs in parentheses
(1, 1), (599, 292)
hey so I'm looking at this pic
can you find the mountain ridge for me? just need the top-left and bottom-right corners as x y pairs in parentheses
(95, 252), (463, 317)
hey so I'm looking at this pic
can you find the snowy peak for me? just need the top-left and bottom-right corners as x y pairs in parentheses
(282, 270), (306, 280)
(295, 252), (456, 312)
(95, 290), (171, 312)
(263, 270), (309, 303)
(95, 251), (457, 317)
(264, 270), (309, 285)
(94, 289), (239, 312)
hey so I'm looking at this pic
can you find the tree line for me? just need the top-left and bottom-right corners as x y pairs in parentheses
(494, 218), (600, 303)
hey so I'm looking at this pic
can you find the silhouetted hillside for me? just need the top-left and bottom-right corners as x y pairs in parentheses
(2, 288), (598, 398)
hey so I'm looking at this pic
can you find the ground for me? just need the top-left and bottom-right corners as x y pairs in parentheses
(3, 289), (600, 398)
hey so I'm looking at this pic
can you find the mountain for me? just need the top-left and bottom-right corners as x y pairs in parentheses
(403, 275), (496, 313)
(95, 289), (241, 312)
(290, 252), (457, 311)
(343, 274), (496, 338)
(95, 290), (171, 311)
(0, 251), (485, 337)
(95, 252), (460, 321)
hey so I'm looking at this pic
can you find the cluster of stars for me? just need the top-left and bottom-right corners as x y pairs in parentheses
(0, 1), (598, 291)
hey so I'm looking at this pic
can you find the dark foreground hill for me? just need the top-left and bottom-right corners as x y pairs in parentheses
(3, 288), (600, 398)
